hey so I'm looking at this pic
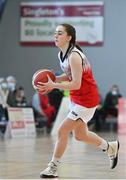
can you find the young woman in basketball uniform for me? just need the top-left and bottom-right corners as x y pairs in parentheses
(37, 23), (119, 178)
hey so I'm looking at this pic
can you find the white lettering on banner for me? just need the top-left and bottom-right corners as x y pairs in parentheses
(23, 7), (64, 17)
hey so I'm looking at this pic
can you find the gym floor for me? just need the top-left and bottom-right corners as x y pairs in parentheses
(0, 131), (125, 179)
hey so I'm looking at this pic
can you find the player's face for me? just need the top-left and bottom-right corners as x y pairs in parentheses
(54, 25), (71, 48)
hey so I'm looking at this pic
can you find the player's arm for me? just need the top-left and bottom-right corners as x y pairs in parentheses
(37, 52), (82, 91)
(54, 52), (82, 90)
(55, 73), (69, 82)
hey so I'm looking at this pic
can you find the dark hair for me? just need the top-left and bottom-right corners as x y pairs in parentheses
(18, 86), (24, 91)
(60, 23), (83, 52)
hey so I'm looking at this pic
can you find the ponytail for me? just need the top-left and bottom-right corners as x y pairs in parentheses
(75, 43), (83, 52)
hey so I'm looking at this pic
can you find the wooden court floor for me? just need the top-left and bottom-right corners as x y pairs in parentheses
(0, 131), (126, 179)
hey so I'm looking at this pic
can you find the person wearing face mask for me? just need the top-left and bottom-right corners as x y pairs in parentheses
(9, 86), (27, 107)
(6, 76), (17, 107)
(102, 84), (122, 118)
(93, 84), (122, 131)
(0, 80), (10, 108)
(6, 76), (16, 92)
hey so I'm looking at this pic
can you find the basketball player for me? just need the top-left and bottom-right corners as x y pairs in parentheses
(37, 23), (119, 178)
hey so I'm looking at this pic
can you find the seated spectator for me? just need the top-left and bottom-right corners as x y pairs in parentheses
(8, 86), (27, 107)
(91, 84), (122, 131)
(38, 92), (56, 132)
(32, 92), (48, 130)
(102, 84), (122, 118)
(0, 79), (9, 108)
(6, 75), (17, 92)
(6, 75), (17, 106)
(32, 91), (56, 133)
(0, 79), (9, 134)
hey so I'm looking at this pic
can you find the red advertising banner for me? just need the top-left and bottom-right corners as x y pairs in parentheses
(118, 98), (126, 134)
(20, 2), (104, 46)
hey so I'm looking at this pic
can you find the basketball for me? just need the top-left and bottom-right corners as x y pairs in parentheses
(32, 69), (56, 89)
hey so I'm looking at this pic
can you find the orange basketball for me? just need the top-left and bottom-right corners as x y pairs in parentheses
(32, 69), (56, 89)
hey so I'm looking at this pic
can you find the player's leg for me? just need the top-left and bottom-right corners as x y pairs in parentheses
(74, 119), (119, 169)
(74, 119), (106, 146)
(40, 118), (78, 178)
